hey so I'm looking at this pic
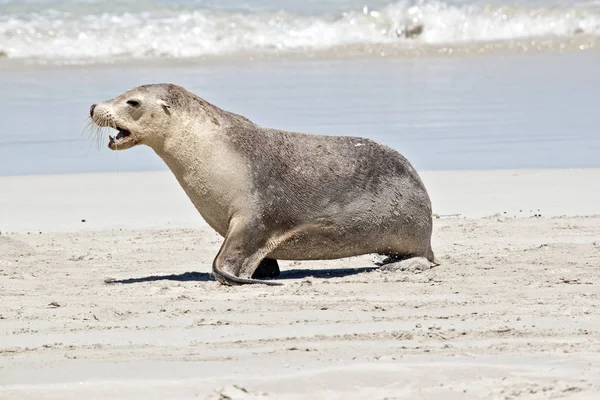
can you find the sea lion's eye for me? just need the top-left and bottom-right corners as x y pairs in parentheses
(127, 100), (140, 107)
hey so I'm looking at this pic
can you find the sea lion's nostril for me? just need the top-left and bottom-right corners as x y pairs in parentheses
(90, 104), (96, 118)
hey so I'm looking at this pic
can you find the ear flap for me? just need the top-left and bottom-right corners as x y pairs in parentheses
(158, 99), (171, 115)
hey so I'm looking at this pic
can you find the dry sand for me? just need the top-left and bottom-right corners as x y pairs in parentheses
(1, 169), (599, 399)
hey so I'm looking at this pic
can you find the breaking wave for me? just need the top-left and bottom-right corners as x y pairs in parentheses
(1, 0), (600, 64)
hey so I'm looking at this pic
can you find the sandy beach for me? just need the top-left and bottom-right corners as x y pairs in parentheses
(2, 1), (600, 397)
(1, 169), (599, 399)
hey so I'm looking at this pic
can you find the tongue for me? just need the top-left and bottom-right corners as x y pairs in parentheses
(116, 131), (127, 140)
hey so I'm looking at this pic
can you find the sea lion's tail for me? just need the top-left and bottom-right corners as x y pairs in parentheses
(212, 261), (283, 286)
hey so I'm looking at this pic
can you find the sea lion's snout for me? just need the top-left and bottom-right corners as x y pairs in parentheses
(89, 101), (139, 151)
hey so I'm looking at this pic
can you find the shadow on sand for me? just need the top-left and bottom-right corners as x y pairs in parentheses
(105, 266), (379, 285)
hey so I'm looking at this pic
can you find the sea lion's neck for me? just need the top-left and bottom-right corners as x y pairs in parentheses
(148, 126), (235, 236)
(151, 129), (208, 180)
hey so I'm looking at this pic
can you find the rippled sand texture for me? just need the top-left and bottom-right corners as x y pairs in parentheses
(1, 169), (599, 399)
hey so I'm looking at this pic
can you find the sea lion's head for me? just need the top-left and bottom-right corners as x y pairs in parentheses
(90, 84), (178, 151)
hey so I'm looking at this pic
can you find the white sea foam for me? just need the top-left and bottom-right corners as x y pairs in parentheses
(1, 0), (599, 63)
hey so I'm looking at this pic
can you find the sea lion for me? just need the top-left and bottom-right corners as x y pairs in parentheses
(90, 83), (438, 286)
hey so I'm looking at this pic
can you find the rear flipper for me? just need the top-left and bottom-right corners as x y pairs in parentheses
(427, 246), (440, 266)
(379, 256), (431, 273)
(378, 244), (440, 269)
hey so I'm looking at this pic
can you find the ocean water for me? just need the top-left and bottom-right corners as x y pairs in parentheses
(1, 0), (600, 63)
(0, 0), (599, 176)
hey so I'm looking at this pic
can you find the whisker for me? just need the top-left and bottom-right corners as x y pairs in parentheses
(83, 111), (122, 173)
(98, 127), (105, 151)
(83, 120), (97, 156)
(86, 125), (101, 156)
(81, 117), (93, 137)
(86, 136), (94, 156)
(82, 120), (94, 141)
(93, 127), (99, 152)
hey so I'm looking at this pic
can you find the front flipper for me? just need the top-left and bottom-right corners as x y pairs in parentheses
(212, 219), (282, 286)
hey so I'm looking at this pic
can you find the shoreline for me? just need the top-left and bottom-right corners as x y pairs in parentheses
(1, 36), (598, 72)
(0, 164), (595, 179)
(0, 168), (598, 233)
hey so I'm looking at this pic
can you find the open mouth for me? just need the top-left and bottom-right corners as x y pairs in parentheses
(108, 127), (132, 148)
